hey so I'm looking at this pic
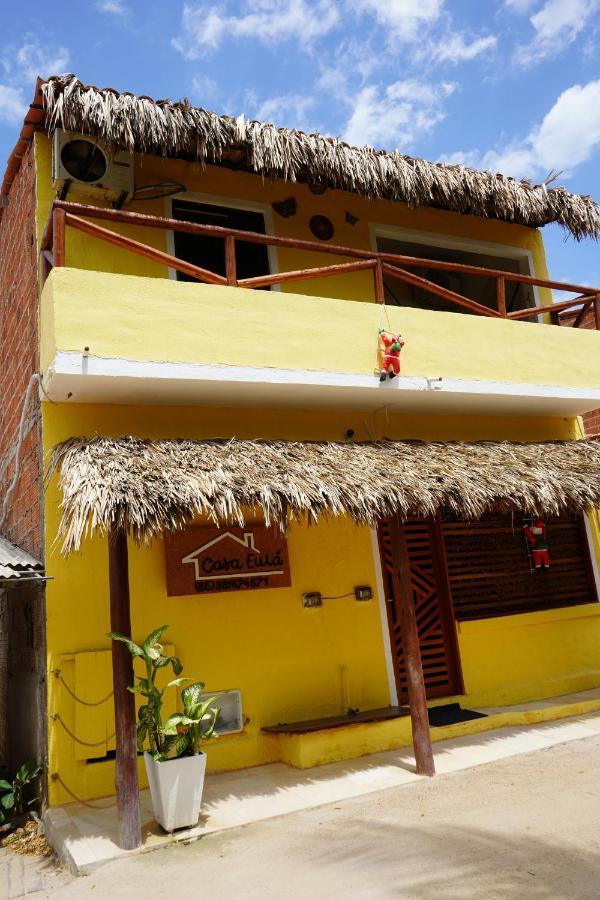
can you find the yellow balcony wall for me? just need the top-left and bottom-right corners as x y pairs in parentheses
(40, 267), (600, 417)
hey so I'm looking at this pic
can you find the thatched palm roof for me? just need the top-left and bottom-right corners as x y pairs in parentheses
(50, 436), (600, 553)
(26, 74), (596, 240)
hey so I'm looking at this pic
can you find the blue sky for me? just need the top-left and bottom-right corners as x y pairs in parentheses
(1, 0), (600, 286)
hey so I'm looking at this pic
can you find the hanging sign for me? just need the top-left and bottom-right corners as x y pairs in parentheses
(164, 526), (291, 597)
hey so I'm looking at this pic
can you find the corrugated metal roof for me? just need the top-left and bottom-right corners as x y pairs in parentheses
(0, 535), (43, 580)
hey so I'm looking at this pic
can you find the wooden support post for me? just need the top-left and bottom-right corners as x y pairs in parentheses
(108, 528), (141, 850)
(225, 235), (237, 286)
(374, 259), (385, 304)
(594, 294), (600, 331)
(52, 208), (66, 267)
(388, 517), (435, 776)
(496, 277), (506, 317)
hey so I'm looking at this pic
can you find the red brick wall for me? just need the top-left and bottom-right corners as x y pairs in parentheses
(561, 306), (600, 437)
(0, 143), (43, 559)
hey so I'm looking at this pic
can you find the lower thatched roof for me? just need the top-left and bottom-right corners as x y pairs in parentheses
(49, 436), (600, 554)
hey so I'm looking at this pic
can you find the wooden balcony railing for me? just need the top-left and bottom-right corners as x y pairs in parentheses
(40, 200), (600, 329)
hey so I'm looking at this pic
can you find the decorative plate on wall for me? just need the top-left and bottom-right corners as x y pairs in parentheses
(309, 214), (334, 241)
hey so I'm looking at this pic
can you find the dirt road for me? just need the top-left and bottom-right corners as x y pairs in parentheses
(19, 733), (600, 899)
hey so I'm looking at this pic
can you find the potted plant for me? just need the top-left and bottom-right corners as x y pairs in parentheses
(108, 625), (219, 832)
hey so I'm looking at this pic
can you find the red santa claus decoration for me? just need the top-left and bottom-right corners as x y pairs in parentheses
(378, 329), (405, 382)
(523, 518), (550, 571)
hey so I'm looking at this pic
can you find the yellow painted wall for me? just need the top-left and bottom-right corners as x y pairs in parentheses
(42, 402), (600, 804)
(41, 267), (600, 390)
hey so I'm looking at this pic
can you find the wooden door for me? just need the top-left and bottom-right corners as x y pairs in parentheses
(378, 516), (463, 703)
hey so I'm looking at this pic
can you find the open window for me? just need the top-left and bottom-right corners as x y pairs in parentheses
(376, 234), (536, 316)
(171, 200), (271, 285)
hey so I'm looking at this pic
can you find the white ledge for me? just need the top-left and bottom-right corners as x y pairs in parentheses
(42, 351), (600, 417)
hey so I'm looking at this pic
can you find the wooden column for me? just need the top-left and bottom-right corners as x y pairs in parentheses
(388, 517), (435, 776)
(496, 277), (506, 317)
(108, 527), (141, 850)
(374, 260), (385, 304)
(52, 208), (66, 267)
(224, 235), (237, 285)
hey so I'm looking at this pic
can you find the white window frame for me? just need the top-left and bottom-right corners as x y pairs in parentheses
(369, 222), (542, 315)
(165, 192), (279, 288)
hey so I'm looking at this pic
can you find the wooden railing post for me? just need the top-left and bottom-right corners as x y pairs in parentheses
(53, 208), (66, 267)
(108, 527), (142, 851)
(225, 235), (237, 286)
(374, 259), (385, 304)
(496, 276), (506, 317)
(595, 294), (600, 331)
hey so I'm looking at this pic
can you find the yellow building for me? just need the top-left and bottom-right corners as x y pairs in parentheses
(2, 73), (600, 849)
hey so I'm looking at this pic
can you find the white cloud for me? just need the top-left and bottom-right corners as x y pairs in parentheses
(429, 32), (497, 63)
(437, 150), (481, 167)
(504, 0), (539, 12)
(252, 93), (316, 129)
(0, 36), (69, 126)
(190, 74), (219, 104)
(352, 0), (444, 41)
(14, 38), (69, 80)
(343, 79), (456, 149)
(172, 0), (339, 58)
(96, 0), (130, 16)
(446, 80), (600, 180)
(0, 84), (27, 124)
(517, 0), (599, 66)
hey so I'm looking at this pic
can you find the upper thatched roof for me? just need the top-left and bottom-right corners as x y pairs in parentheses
(49, 435), (600, 554)
(2, 74), (584, 240)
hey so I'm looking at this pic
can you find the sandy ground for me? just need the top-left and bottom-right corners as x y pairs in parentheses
(10, 733), (600, 899)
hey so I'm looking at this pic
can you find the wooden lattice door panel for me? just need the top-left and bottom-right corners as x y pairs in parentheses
(442, 511), (597, 621)
(378, 518), (463, 703)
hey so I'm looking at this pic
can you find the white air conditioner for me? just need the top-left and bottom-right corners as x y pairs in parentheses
(52, 129), (134, 202)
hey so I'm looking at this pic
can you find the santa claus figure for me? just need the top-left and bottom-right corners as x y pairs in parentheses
(378, 329), (405, 382)
(523, 518), (550, 571)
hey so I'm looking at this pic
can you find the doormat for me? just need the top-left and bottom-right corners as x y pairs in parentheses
(428, 703), (487, 727)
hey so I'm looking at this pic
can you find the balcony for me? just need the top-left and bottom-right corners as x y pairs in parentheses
(39, 201), (600, 416)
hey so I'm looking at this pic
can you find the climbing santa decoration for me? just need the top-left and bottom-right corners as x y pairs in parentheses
(378, 329), (405, 382)
(523, 518), (550, 572)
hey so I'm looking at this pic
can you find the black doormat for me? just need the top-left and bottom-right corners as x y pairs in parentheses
(428, 703), (487, 727)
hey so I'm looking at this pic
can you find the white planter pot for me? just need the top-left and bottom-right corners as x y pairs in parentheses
(144, 751), (207, 832)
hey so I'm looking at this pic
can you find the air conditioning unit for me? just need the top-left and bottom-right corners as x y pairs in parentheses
(52, 129), (134, 203)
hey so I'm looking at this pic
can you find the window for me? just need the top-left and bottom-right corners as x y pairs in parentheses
(171, 200), (270, 284)
(442, 511), (597, 620)
(376, 235), (535, 316)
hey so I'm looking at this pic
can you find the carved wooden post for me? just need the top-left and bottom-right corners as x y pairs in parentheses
(496, 277), (506, 317)
(52, 208), (66, 267)
(225, 235), (237, 285)
(374, 259), (385, 304)
(108, 527), (141, 850)
(388, 517), (435, 776)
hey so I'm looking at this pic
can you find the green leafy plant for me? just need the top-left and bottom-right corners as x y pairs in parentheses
(108, 625), (219, 761)
(0, 760), (42, 824)
(162, 682), (219, 756)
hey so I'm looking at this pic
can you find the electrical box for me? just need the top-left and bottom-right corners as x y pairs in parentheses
(354, 585), (373, 601)
(52, 129), (134, 202)
(302, 592), (323, 608)
(201, 689), (243, 735)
